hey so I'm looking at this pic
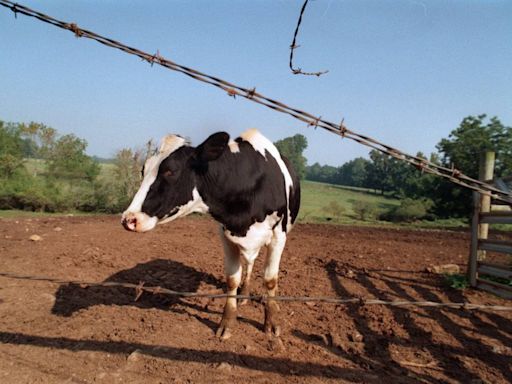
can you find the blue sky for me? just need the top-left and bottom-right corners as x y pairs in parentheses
(1, 0), (511, 166)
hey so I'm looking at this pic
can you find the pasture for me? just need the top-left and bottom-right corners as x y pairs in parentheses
(0, 215), (511, 383)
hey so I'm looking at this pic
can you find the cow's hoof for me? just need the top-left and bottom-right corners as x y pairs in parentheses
(216, 305), (236, 340)
(264, 322), (281, 337)
(216, 325), (233, 341)
(264, 301), (281, 337)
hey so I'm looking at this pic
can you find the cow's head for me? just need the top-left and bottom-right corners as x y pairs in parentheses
(121, 132), (229, 232)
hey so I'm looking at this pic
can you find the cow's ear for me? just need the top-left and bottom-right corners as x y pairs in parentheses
(195, 132), (229, 162)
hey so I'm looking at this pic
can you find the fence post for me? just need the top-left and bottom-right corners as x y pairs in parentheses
(477, 152), (495, 260)
(468, 192), (480, 287)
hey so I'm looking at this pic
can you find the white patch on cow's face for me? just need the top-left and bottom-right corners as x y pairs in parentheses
(158, 187), (209, 225)
(122, 134), (188, 231)
(239, 128), (294, 232)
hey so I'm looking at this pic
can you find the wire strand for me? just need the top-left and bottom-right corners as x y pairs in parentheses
(1, 272), (511, 312)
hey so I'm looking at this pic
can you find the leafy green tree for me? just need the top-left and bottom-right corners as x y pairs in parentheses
(274, 134), (308, 179)
(437, 114), (512, 178)
(47, 134), (100, 181)
(306, 162), (337, 183)
(36, 124), (58, 160)
(433, 115), (512, 217)
(335, 157), (370, 187)
(17, 122), (42, 158)
(395, 153), (438, 199)
(0, 121), (25, 177)
(364, 150), (396, 194)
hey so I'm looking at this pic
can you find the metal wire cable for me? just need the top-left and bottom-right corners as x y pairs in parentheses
(289, 0), (329, 76)
(1, 0), (511, 203)
(1, 271), (511, 312)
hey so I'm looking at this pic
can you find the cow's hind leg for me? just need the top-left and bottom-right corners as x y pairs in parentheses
(263, 229), (286, 337)
(217, 232), (241, 340)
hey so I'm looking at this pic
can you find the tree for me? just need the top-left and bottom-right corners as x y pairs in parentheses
(433, 115), (512, 217)
(47, 134), (100, 181)
(437, 114), (512, 178)
(274, 134), (308, 179)
(335, 157), (370, 187)
(365, 150), (396, 194)
(0, 121), (25, 178)
(114, 148), (143, 205)
(395, 152), (438, 199)
(306, 162), (337, 184)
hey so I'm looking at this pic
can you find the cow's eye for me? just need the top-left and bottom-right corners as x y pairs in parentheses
(163, 170), (173, 177)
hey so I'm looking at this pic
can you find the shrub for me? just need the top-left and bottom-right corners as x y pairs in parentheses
(444, 274), (469, 290)
(0, 173), (56, 211)
(322, 201), (346, 220)
(381, 198), (433, 222)
(352, 201), (377, 221)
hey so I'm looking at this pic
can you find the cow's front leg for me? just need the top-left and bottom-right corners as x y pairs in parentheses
(239, 258), (254, 305)
(263, 230), (286, 337)
(217, 233), (241, 340)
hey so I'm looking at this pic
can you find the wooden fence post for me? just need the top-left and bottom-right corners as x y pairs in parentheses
(468, 192), (480, 287)
(477, 152), (495, 260)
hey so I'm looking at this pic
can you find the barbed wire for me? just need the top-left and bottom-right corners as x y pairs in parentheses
(1, 0), (511, 204)
(289, 0), (329, 76)
(1, 271), (511, 312)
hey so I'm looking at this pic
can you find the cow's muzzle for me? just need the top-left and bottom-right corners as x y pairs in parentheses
(121, 212), (158, 233)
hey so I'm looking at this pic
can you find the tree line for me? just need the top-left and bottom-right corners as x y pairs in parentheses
(1, 114), (510, 220)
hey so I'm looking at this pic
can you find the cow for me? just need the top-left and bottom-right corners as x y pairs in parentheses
(121, 128), (300, 340)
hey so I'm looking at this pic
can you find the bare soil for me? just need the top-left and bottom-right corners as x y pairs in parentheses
(0, 215), (511, 383)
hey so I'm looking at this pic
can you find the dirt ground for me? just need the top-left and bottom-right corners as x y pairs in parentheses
(0, 215), (511, 383)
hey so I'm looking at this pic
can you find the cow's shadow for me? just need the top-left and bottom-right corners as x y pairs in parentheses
(51, 259), (223, 317)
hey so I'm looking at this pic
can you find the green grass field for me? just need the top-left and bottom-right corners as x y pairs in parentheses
(299, 181), (473, 228)
(24, 158), (116, 180)
(299, 180), (399, 224)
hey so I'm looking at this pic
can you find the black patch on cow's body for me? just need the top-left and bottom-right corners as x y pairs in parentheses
(140, 132), (300, 237)
(197, 140), (289, 236)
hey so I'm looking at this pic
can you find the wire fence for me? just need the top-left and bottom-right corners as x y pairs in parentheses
(1, 0), (512, 204)
(1, 271), (511, 312)
(289, 0), (329, 76)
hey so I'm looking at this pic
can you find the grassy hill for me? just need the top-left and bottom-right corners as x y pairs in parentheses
(299, 180), (400, 224)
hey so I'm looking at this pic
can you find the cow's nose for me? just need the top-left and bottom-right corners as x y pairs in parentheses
(121, 214), (137, 231)
(121, 211), (158, 232)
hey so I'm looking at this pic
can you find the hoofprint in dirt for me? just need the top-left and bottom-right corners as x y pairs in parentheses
(0, 215), (510, 383)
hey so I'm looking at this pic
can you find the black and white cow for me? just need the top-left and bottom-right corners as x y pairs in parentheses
(121, 128), (300, 339)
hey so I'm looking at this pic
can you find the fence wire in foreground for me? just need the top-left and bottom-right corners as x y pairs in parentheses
(1, 0), (512, 204)
(1, 272), (511, 312)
